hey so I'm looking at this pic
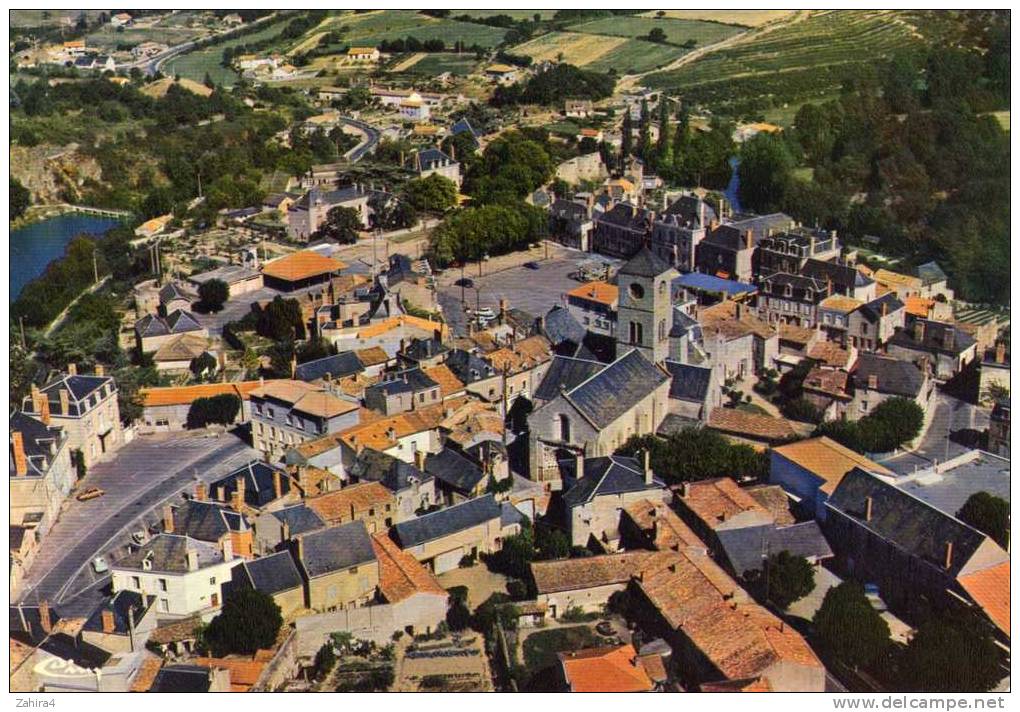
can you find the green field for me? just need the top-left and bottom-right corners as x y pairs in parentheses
(399, 53), (480, 77)
(645, 10), (927, 116)
(566, 16), (742, 46)
(85, 24), (199, 50)
(585, 39), (690, 74)
(317, 10), (508, 50)
(458, 10), (558, 20)
(162, 16), (295, 86)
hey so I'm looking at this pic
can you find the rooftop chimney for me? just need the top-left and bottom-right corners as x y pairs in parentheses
(913, 321), (925, 343)
(38, 396), (51, 426)
(643, 449), (652, 486)
(67, 363), (77, 376)
(101, 608), (115, 634)
(414, 449), (426, 471)
(944, 541), (953, 570)
(194, 482), (207, 501)
(865, 496), (873, 522)
(221, 537), (233, 561)
(163, 504), (174, 533)
(95, 364), (105, 377)
(867, 374), (878, 390)
(290, 355), (297, 379)
(295, 536), (305, 563)
(996, 342), (1006, 364)
(744, 229), (753, 250)
(59, 389), (70, 416)
(12, 432), (27, 477)
(39, 601), (52, 634)
(273, 469), (283, 499)
(186, 547), (199, 572)
(881, 302), (888, 317)
(231, 490), (243, 513)
(217, 485), (226, 503)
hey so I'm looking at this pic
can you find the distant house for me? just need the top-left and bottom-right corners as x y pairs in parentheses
(560, 454), (666, 549)
(564, 280), (617, 337)
(364, 368), (442, 415)
(914, 261), (953, 301)
(485, 63), (519, 84)
(347, 47), (380, 62)
(662, 360), (719, 423)
(10, 410), (74, 542)
(287, 187), (370, 241)
(138, 380), (264, 432)
(548, 198), (595, 251)
(769, 436), (895, 521)
(134, 309), (207, 354)
(261, 250), (347, 290)
(249, 379), (360, 459)
(847, 292), (905, 352)
(232, 551), (306, 618)
(81, 591), (158, 655)
(405, 147), (461, 187)
(592, 202), (653, 259)
(847, 352), (935, 421)
(188, 263), (263, 299)
(305, 481), (396, 533)
(110, 12), (132, 26)
(391, 494), (522, 574)
(564, 99), (593, 118)
(532, 551), (651, 619)
(347, 448), (438, 522)
(559, 644), (656, 693)
(252, 503), (325, 556)
(165, 496), (254, 559)
(291, 521), (379, 612)
(825, 468), (1009, 643)
(886, 318), (978, 381)
(134, 214), (172, 239)
(398, 96), (429, 122)
(209, 460), (292, 512)
(450, 117), (481, 150)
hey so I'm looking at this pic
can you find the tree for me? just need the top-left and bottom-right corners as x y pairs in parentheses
(197, 278), (229, 312)
(189, 351), (218, 377)
(203, 588), (282, 656)
(813, 581), (891, 669)
(646, 27), (667, 43)
(637, 99), (652, 161)
(312, 642), (336, 681)
(956, 492), (1010, 549)
(403, 173), (457, 213)
(10, 178), (30, 221)
(898, 615), (1001, 692)
(471, 593), (520, 634)
(738, 132), (795, 213)
(446, 596), (472, 631)
(762, 551), (815, 609)
(534, 525), (570, 561)
(655, 99), (672, 170)
(618, 428), (769, 484)
(621, 110), (633, 163)
(318, 205), (362, 244)
(186, 393), (241, 429)
(256, 296), (306, 342)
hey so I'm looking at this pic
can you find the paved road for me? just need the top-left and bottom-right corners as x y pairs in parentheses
(18, 432), (258, 605)
(878, 390), (990, 476)
(339, 117), (381, 162)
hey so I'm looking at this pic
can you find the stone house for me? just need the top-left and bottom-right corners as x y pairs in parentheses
(231, 550), (307, 618)
(305, 481), (397, 533)
(847, 292), (905, 352)
(286, 186), (371, 241)
(250, 380), (360, 460)
(291, 520), (379, 612)
(347, 448), (439, 523)
(252, 503), (325, 555)
(10, 411), (74, 541)
(886, 319), (978, 381)
(531, 552), (651, 619)
(364, 368), (442, 415)
(847, 352), (935, 422)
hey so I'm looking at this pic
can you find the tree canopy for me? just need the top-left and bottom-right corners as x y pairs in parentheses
(197, 278), (229, 313)
(956, 492), (1010, 549)
(404, 173), (457, 213)
(618, 427), (769, 484)
(491, 64), (615, 107)
(898, 614), (1002, 692)
(762, 551), (815, 610)
(204, 588), (283, 656)
(812, 581), (891, 669)
(316, 205), (362, 244)
(814, 397), (924, 454)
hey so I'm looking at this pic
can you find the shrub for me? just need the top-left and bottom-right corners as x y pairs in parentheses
(186, 393), (240, 429)
(203, 589), (282, 656)
(956, 492), (1010, 548)
(197, 278), (229, 312)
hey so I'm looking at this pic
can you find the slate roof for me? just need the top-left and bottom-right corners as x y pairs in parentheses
(669, 307), (702, 340)
(562, 455), (663, 507)
(35, 373), (113, 415)
(269, 504), (326, 537)
(402, 336), (448, 363)
(159, 282), (192, 305)
(297, 520), (376, 579)
(240, 550), (304, 595)
(409, 148), (457, 173)
(445, 349), (497, 384)
(210, 461), (290, 508)
(450, 117), (480, 143)
(664, 360), (712, 403)
(150, 665), (216, 693)
(662, 193), (716, 227)
(826, 468), (1002, 577)
(10, 410), (65, 477)
(171, 499), (247, 542)
(715, 521), (834, 576)
(366, 368), (438, 398)
(424, 448), (485, 494)
(799, 258), (859, 293)
(534, 355), (606, 402)
(392, 494), (502, 548)
(851, 353), (925, 398)
(10, 604), (62, 646)
(349, 448), (433, 493)
(888, 319), (976, 357)
(294, 352), (364, 382)
(619, 246), (672, 278)
(673, 272), (757, 297)
(135, 309), (204, 338)
(542, 306), (587, 347)
(82, 591), (155, 636)
(915, 261), (948, 286)
(114, 534), (225, 574)
(562, 349), (669, 429)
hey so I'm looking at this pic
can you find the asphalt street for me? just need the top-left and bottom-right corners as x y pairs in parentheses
(18, 431), (258, 605)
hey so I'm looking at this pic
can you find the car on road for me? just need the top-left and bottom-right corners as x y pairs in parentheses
(595, 621), (615, 636)
(76, 487), (105, 501)
(523, 261), (540, 270)
(92, 557), (109, 574)
(131, 530), (150, 545)
(475, 307), (496, 320)
(454, 277), (474, 288)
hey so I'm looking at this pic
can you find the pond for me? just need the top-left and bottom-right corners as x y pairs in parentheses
(9, 214), (121, 301)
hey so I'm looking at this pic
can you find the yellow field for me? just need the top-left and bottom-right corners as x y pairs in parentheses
(511, 31), (628, 66)
(990, 111), (1010, 132)
(637, 10), (793, 27)
(389, 52), (427, 72)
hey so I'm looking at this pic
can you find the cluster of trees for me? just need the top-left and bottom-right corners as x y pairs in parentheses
(196, 278), (229, 313)
(221, 11), (326, 67)
(736, 48), (1009, 304)
(376, 37), (481, 54)
(619, 427), (770, 484)
(813, 581), (1001, 691)
(956, 491), (1010, 549)
(621, 100), (735, 189)
(814, 397), (924, 455)
(10, 178), (30, 220)
(428, 202), (546, 268)
(186, 393), (240, 429)
(491, 64), (615, 108)
(461, 130), (554, 203)
(203, 589), (283, 657)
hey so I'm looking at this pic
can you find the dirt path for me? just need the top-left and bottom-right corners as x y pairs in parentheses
(389, 52), (427, 72)
(615, 9), (811, 92)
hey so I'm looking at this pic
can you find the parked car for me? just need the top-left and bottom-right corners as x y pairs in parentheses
(92, 557), (109, 574)
(131, 530), (150, 545)
(76, 487), (105, 501)
(475, 307), (496, 320)
(454, 277), (474, 288)
(864, 583), (888, 612)
(595, 620), (615, 636)
(523, 261), (540, 270)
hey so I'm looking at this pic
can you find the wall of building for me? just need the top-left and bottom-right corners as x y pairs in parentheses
(111, 559), (240, 617)
(570, 488), (666, 549)
(537, 582), (627, 618)
(305, 562), (380, 612)
(402, 518), (504, 574)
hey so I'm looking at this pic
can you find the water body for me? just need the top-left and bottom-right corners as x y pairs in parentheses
(9, 214), (121, 301)
(723, 156), (743, 214)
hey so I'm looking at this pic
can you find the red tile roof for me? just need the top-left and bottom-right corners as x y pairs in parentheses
(559, 644), (654, 692)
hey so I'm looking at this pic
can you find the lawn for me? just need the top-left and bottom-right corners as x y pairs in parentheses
(162, 15), (296, 86)
(636, 10), (795, 27)
(398, 53), (480, 77)
(645, 10), (927, 115)
(566, 16), (742, 46)
(521, 626), (600, 672)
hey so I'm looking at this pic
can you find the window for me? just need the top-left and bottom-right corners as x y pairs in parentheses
(131, 576), (141, 589)
(158, 578), (167, 592)
(558, 414), (571, 442)
(418, 393), (425, 403)
(629, 321), (643, 344)
(628, 282), (644, 300)
(160, 599), (169, 613)
(368, 508), (375, 517)
(348, 567), (358, 575)
(658, 319), (666, 341)
(209, 577), (216, 585)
